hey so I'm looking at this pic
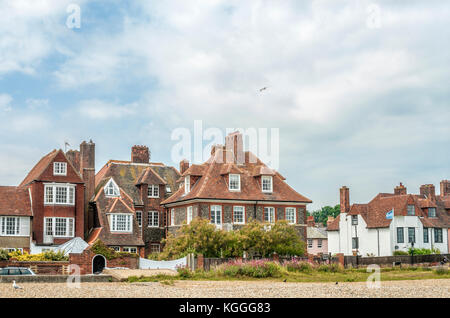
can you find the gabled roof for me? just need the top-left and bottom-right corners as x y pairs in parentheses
(19, 149), (84, 187)
(0, 186), (32, 216)
(136, 167), (167, 185)
(162, 148), (312, 205)
(307, 227), (327, 239)
(327, 189), (450, 231)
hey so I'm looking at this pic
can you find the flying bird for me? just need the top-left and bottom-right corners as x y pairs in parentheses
(259, 87), (268, 92)
(13, 280), (23, 290)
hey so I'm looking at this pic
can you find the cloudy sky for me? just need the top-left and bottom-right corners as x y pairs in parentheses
(0, 0), (449, 210)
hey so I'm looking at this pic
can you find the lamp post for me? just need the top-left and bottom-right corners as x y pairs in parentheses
(410, 241), (415, 266)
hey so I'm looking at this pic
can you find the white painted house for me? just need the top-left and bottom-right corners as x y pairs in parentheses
(327, 181), (450, 256)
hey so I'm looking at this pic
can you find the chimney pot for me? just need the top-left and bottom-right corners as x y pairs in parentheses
(180, 159), (189, 175)
(420, 184), (436, 201)
(394, 182), (407, 195)
(131, 145), (150, 163)
(340, 186), (350, 213)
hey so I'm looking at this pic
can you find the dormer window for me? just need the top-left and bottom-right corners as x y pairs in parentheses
(166, 185), (172, 193)
(184, 176), (190, 194)
(262, 176), (273, 193)
(104, 179), (119, 197)
(229, 174), (240, 191)
(428, 208), (436, 218)
(148, 185), (159, 198)
(407, 205), (415, 216)
(53, 162), (67, 176)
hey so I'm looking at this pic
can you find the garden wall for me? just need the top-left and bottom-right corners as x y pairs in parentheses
(344, 254), (450, 267)
(69, 249), (139, 275)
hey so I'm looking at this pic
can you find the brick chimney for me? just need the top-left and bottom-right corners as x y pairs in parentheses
(131, 145), (150, 163)
(420, 184), (436, 201)
(394, 182), (407, 195)
(440, 180), (450, 197)
(180, 159), (189, 175)
(340, 186), (350, 213)
(327, 216), (335, 227)
(225, 131), (244, 164)
(307, 216), (315, 227)
(80, 140), (95, 236)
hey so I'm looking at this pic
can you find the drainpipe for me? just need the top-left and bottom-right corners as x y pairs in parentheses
(377, 229), (380, 256)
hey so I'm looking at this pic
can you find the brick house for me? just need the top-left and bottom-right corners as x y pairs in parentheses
(0, 187), (33, 253)
(86, 145), (180, 257)
(5, 140), (96, 252)
(327, 182), (450, 256)
(161, 131), (312, 243)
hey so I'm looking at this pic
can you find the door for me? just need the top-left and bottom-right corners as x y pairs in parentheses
(92, 255), (106, 274)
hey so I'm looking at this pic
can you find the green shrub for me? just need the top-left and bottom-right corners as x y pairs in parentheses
(9, 250), (69, 261)
(434, 267), (448, 275)
(284, 260), (313, 272)
(408, 247), (440, 255)
(393, 250), (409, 256)
(90, 240), (138, 260)
(317, 263), (344, 273)
(219, 260), (283, 278)
(177, 266), (193, 279)
(0, 249), (10, 260)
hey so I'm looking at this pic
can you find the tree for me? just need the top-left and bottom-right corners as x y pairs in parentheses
(308, 204), (340, 226)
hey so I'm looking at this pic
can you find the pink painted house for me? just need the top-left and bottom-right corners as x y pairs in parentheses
(307, 216), (328, 255)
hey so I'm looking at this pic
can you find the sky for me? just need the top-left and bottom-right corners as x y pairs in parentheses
(0, 0), (449, 211)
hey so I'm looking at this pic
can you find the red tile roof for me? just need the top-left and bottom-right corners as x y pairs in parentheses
(162, 148), (312, 205)
(0, 186), (32, 216)
(327, 190), (450, 231)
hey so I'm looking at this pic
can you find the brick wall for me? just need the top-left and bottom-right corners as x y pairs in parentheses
(0, 260), (69, 275)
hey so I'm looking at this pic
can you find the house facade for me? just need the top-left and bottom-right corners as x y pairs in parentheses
(87, 145), (180, 257)
(306, 216), (328, 255)
(327, 182), (450, 256)
(161, 132), (312, 243)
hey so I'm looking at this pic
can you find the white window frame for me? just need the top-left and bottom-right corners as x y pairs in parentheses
(0, 217), (20, 236)
(110, 214), (133, 233)
(262, 176), (273, 193)
(148, 185), (159, 198)
(233, 206), (245, 224)
(148, 211), (159, 228)
(44, 217), (75, 238)
(428, 208), (436, 218)
(210, 205), (222, 228)
(184, 176), (190, 194)
(285, 207), (296, 224)
(136, 211), (142, 227)
(263, 207), (275, 223)
(44, 183), (75, 206)
(166, 185), (172, 193)
(187, 206), (193, 224)
(111, 246), (120, 252)
(317, 239), (323, 248)
(150, 244), (160, 254)
(104, 179), (120, 197)
(307, 239), (313, 248)
(122, 247), (137, 254)
(229, 174), (241, 191)
(53, 162), (67, 176)
(170, 209), (175, 226)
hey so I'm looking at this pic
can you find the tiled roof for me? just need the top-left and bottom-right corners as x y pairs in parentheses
(307, 227), (327, 239)
(0, 186), (32, 216)
(95, 161), (180, 205)
(19, 149), (84, 187)
(327, 191), (450, 231)
(162, 148), (312, 205)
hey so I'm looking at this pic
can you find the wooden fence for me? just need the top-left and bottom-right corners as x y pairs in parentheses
(344, 254), (450, 267)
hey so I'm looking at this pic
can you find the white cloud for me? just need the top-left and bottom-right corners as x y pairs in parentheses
(77, 99), (139, 120)
(0, 94), (12, 111)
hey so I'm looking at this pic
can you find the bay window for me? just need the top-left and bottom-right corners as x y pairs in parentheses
(0, 217), (30, 236)
(110, 214), (132, 232)
(44, 184), (75, 205)
(44, 217), (74, 238)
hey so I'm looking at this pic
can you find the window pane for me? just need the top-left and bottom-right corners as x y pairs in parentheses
(286, 208), (295, 224)
(45, 186), (53, 204)
(55, 218), (67, 236)
(264, 207), (274, 223)
(55, 187), (67, 203)
(397, 227), (404, 243)
(408, 228), (415, 243)
(233, 206), (244, 223)
(407, 205), (415, 216)
(423, 228), (429, 243)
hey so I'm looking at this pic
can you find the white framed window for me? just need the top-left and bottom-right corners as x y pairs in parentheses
(285, 207), (296, 224)
(44, 217), (74, 238)
(170, 209), (175, 226)
(187, 206), (193, 224)
(166, 185), (172, 193)
(229, 174), (241, 191)
(53, 162), (67, 176)
(111, 246), (120, 252)
(184, 176), (190, 194)
(407, 205), (415, 216)
(148, 211), (159, 227)
(136, 211), (142, 227)
(210, 205), (222, 228)
(262, 176), (273, 193)
(0, 217), (29, 236)
(123, 247), (137, 254)
(317, 239), (323, 248)
(264, 207), (275, 223)
(233, 206), (245, 224)
(150, 244), (160, 254)
(44, 184), (75, 205)
(307, 239), (313, 248)
(110, 214), (132, 232)
(104, 179), (120, 197)
(148, 185), (159, 198)
(428, 208), (436, 218)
